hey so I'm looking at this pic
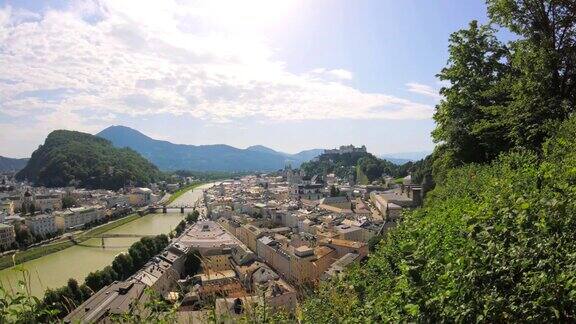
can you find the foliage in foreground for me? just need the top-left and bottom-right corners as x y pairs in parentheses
(302, 117), (576, 322)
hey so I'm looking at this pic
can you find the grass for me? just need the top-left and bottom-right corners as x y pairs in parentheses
(0, 214), (141, 271)
(165, 182), (204, 205)
(356, 165), (370, 185)
(393, 178), (404, 184)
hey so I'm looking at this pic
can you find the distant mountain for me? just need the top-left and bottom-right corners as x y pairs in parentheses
(97, 126), (323, 172)
(16, 130), (162, 190)
(291, 148), (326, 162)
(0, 156), (29, 172)
(381, 157), (413, 165)
(246, 145), (281, 155)
(380, 151), (432, 163)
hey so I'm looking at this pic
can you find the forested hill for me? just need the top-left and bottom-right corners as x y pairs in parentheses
(16, 130), (162, 190)
(303, 1), (576, 322)
(300, 151), (413, 184)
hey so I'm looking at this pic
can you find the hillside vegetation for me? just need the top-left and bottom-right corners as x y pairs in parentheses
(300, 152), (411, 184)
(303, 1), (576, 322)
(16, 130), (162, 190)
(303, 118), (576, 321)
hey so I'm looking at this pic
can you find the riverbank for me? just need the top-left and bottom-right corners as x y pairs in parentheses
(0, 213), (185, 297)
(0, 213), (141, 271)
(165, 182), (204, 205)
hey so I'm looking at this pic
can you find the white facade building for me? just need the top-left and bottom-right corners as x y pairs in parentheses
(25, 214), (58, 237)
(54, 206), (105, 231)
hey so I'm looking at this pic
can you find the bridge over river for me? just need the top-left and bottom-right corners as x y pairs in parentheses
(70, 233), (157, 248)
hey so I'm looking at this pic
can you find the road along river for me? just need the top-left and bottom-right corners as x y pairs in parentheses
(0, 183), (216, 297)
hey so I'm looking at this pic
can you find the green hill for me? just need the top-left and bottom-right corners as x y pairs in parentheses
(303, 116), (576, 322)
(303, 1), (576, 321)
(16, 130), (162, 190)
(300, 151), (410, 184)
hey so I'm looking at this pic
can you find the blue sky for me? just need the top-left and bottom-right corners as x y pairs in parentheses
(0, 0), (497, 158)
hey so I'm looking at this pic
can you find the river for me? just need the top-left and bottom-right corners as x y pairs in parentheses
(0, 213), (183, 297)
(0, 183), (215, 297)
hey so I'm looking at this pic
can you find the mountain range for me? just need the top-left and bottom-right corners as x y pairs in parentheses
(97, 126), (324, 172)
(379, 151), (431, 164)
(0, 156), (29, 172)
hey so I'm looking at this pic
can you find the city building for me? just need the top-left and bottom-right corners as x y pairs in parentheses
(129, 187), (153, 206)
(0, 223), (15, 249)
(322, 252), (361, 280)
(320, 238), (368, 259)
(25, 214), (57, 237)
(292, 184), (324, 200)
(324, 145), (367, 155)
(33, 193), (62, 212)
(370, 189), (421, 221)
(0, 200), (14, 215)
(53, 206), (105, 231)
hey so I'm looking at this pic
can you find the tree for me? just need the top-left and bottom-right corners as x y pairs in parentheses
(433, 21), (511, 170)
(62, 196), (77, 209)
(112, 253), (134, 280)
(14, 222), (33, 247)
(140, 236), (159, 256)
(129, 241), (149, 269)
(329, 185), (340, 197)
(174, 220), (187, 236)
(186, 210), (199, 224)
(367, 235), (384, 252)
(486, 0), (576, 150)
(84, 266), (118, 292)
(153, 234), (169, 252)
(410, 155), (436, 196)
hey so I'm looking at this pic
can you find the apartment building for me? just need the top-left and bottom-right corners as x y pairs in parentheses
(25, 214), (58, 237)
(129, 187), (152, 206)
(54, 206), (105, 231)
(33, 193), (62, 212)
(0, 223), (15, 249)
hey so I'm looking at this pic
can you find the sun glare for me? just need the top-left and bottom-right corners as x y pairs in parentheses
(200, 0), (299, 32)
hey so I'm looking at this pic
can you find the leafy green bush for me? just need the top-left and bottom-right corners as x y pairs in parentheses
(302, 117), (576, 322)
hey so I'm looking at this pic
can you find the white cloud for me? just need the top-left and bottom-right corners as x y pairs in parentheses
(309, 68), (353, 81)
(406, 82), (442, 100)
(0, 1), (434, 155)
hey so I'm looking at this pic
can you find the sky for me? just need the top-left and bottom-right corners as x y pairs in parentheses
(0, 0), (496, 158)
